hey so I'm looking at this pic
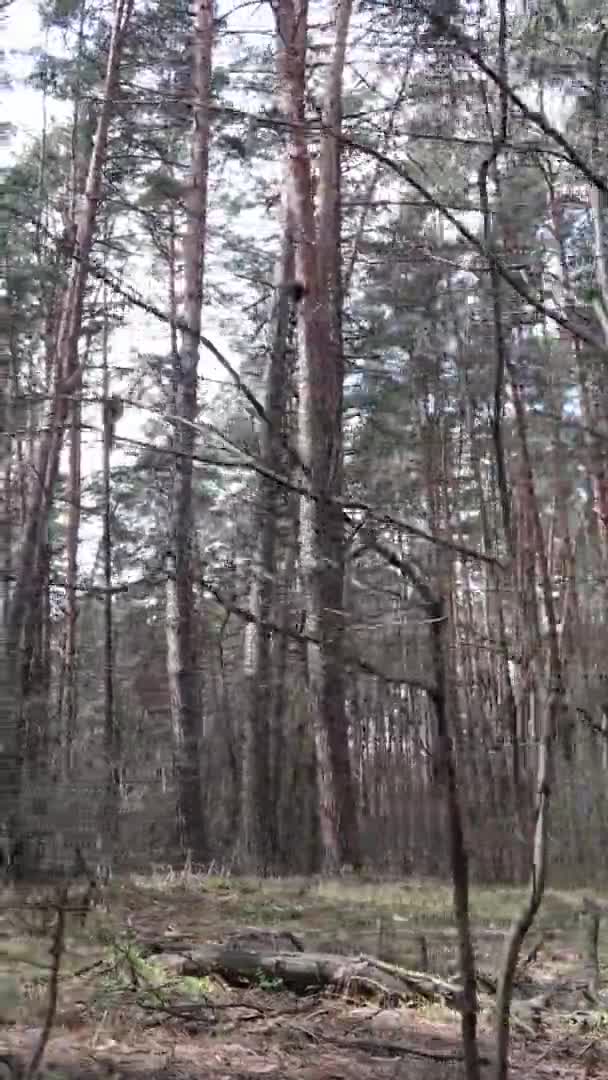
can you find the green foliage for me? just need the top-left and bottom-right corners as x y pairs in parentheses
(255, 970), (285, 992)
(99, 938), (212, 1009)
(179, 974), (212, 999)
(212, 66), (230, 94)
(138, 169), (184, 208)
(567, 1007), (608, 1032)
(39, 0), (83, 30)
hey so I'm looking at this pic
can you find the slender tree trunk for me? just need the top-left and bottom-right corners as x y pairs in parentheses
(241, 221), (295, 871)
(59, 23), (99, 787)
(371, 539), (480, 1080)
(1, 330), (14, 630)
(270, 488), (299, 867)
(431, 598), (480, 1080)
(166, 0), (214, 865)
(101, 296), (121, 866)
(168, 203), (179, 413)
(61, 391), (81, 781)
(493, 360), (563, 1080)
(21, 542), (52, 786)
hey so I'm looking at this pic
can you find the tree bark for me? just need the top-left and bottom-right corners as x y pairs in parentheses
(165, 0), (214, 865)
(274, 0), (360, 870)
(241, 220), (295, 871)
(101, 297), (120, 867)
(493, 364), (563, 1080)
(58, 323), (86, 785)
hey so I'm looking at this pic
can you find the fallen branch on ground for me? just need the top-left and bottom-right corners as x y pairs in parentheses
(149, 941), (466, 1008)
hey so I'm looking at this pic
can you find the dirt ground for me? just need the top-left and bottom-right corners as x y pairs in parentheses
(0, 873), (606, 1079)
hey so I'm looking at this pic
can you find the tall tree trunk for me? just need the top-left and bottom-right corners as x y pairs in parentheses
(168, 203), (179, 411)
(21, 542), (52, 788)
(274, 0), (360, 870)
(270, 487), (300, 868)
(101, 295), (121, 867)
(241, 219), (295, 871)
(1, 325), (14, 629)
(61, 379), (82, 782)
(166, 0), (214, 866)
(316, 0), (360, 870)
(58, 27), (96, 785)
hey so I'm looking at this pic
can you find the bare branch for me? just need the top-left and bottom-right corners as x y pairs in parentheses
(201, 576), (436, 694)
(416, 2), (608, 194)
(339, 133), (607, 355)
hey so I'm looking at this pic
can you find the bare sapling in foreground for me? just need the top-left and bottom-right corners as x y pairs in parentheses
(364, 535), (480, 1080)
(23, 886), (68, 1080)
(492, 683), (557, 1080)
(492, 356), (564, 1080)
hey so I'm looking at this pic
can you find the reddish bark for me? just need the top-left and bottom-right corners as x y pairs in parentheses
(274, 0), (360, 869)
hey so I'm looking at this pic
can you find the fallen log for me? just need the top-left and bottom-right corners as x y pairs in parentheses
(153, 943), (465, 1009)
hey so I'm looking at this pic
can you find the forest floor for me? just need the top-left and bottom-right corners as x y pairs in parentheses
(1, 872), (607, 1078)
